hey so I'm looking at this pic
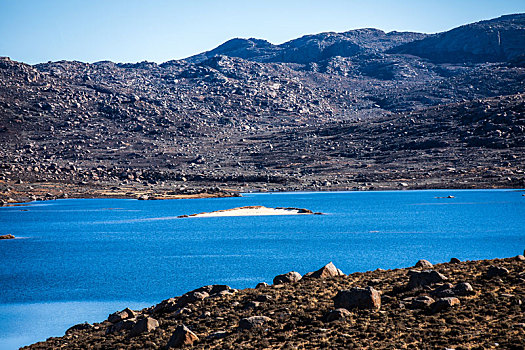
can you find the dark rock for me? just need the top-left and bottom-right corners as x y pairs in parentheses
(449, 258), (461, 264)
(333, 286), (381, 310)
(325, 308), (352, 322)
(486, 265), (510, 278)
(106, 319), (137, 334)
(65, 322), (93, 334)
(238, 316), (272, 330)
(255, 295), (272, 302)
(167, 324), (199, 348)
(153, 297), (178, 314)
(129, 317), (159, 337)
(243, 301), (260, 309)
(407, 270), (448, 289)
(273, 271), (302, 285)
(255, 282), (269, 289)
(431, 297), (460, 314)
(515, 255), (525, 261)
(0, 234), (15, 240)
(453, 282), (475, 296)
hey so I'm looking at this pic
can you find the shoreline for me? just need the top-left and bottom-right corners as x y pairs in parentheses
(23, 253), (525, 349)
(1, 180), (524, 206)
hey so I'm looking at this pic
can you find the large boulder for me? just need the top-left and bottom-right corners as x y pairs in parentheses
(305, 262), (345, 279)
(129, 317), (159, 337)
(167, 324), (199, 348)
(333, 286), (381, 310)
(273, 271), (302, 285)
(414, 259), (433, 268)
(238, 316), (272, 330)
(407, 270), (448, 289)
(485, 265), (509, 278)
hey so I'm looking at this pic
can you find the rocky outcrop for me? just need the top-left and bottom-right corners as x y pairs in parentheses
(0, 234), (15, 240)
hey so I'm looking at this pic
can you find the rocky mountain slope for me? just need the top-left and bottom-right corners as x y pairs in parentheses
(0, 14), (524, 203)
(390, 14), (525, 63)
(24, 255), (525, 349)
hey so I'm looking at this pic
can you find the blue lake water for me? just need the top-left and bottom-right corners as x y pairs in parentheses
(0, 189), (524, 349)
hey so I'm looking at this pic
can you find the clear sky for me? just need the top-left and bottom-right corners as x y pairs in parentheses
(1, 0), (524, 64)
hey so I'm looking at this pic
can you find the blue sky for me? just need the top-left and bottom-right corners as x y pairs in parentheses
(1, 0), (524, 64)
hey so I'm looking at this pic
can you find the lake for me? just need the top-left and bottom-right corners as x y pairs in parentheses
(1, 189), (524, 348)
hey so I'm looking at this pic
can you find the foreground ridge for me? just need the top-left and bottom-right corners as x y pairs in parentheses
(24, 255), (525, 349)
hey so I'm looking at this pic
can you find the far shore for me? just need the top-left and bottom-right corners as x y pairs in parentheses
(1, 181), (524, 206)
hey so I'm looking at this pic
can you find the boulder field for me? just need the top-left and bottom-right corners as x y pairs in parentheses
(23, 256), (525, 349)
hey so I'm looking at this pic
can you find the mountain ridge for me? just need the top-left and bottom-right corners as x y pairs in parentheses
(0, 14), (524, 203)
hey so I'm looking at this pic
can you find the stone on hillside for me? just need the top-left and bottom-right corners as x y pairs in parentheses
(256, 282), (269, 289)
(431, 297), (460, 314)
(243, 301), (260, 309)
(333, 286), (381, 310)
(256, 294), (272, 302)
(449, 257), (461, 264)
(238, 316), (272, 330)
(106, 319), (137, 334)
(409, 296), (435, 309)
(453, 282), (475, 296)
(306, 262), (345, 279)
(407, 270), (448, 289)
(153, 297), (178, 314)
(108, 308), (136, 323)
(486, 265), (509, 278)
(273, 271), (302, 285)
(65, 322), (93, 334)
(415, 259), (433, 268)
(167, 324), (199, 348)
(129, 317), (159, 337)
(515, 255), (525, 261)
(325, 308), (352, 322)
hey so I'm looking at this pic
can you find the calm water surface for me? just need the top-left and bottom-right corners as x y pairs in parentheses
(0, 189), (524, 348)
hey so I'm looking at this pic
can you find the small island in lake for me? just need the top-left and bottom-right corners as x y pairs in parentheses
(0, 234), (15, 240)
(178, 206), (319, 218)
